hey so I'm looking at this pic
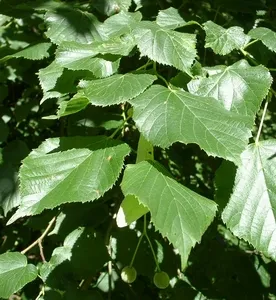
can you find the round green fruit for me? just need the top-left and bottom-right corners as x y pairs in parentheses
(153, 271), (170, 289)
(121, 266), (137, 283)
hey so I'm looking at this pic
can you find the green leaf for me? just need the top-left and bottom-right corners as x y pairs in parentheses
(58, 96), (89, 117)
(0, 252), (37, 299)
(0, 119), (8, 142)
(45, 9), (102, 45)
(55, 41), (121, 77)
(156, 7), (186, 30)
(248, 27), (276, 53)
(92, 0), (132, 16)
(188, 60), (272, 117)
(117, 134), (153, 227)
(8, 136), (130, 224)
(121, 161), (217, 268)
(129, 85), (252, 164)
(40, 227), (109, 285)
(133, 21), (197, 75)
(99, 11), (142, 39)
(222, 140), (276, 260)
(203, 21), (250, 55)
(0, 43), (52, 62)
(77, 74), (156, 106)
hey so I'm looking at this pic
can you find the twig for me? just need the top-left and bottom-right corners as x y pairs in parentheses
(21, 217), (56, 262)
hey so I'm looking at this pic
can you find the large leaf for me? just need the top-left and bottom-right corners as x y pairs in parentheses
(121, 161), (217, 268)
(222, 140), (276, 260)
(133, 21), (197, 75)
(203, 21), (250, 55)
(0, 252), (37, 299)
(188, 60), (272, 117)
(45, 9), (102, 45)
(8, 136), (130, 224)
(77, 74), (156, 106)
(248, 27), (276, 53)
(0, 43), (52, 62)
(129, 85), (252, 164)
(99, 11), (142, 39)
(156, 7), (186, 30)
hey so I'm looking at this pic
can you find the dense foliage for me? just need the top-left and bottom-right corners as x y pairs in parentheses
(1, 0), (276, 299)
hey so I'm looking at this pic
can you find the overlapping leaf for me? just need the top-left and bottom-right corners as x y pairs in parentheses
(8, 136), (130, 224)
(117, 134), (153, 227)
(0, 252), (37, 299)
(248, 27), (276, 53)
(156, 7), (186, 29)
(45, 9), (102, 45)
(121, 161), (217, 268)
(99, 11), (142, 39)
(129, 85), (252, 163)
(77, 74), (156, 106)
(188, 60), (272, 117)
(40, 227), (109, 284)
(55, 40), (125, 77)
(133, 21), (196, 75)
(92, 0), (132, 16)
(0, 43), (52, 62)
(203, 21), (250, 55)
(222, 140), (276, 260)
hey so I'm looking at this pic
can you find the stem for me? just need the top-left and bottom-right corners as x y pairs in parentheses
(153, 62), (169, 86)
(129, 233), (144, 267)
(243, 39), (258, 50)
(255, 98), (269, 145)
(109, 115), (132, 139)
(143, 215), (161, 272)
(269, 68), (276, 72)
(21, 217), (56, 262)
(135, 61), (153, 72)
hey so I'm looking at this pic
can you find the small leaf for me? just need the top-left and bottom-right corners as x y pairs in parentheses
(121, 161), (217, 269)
(188, 60), (272, 117)
(156, 7), (186, 30)
(77, 74), (156, 106)
(0, 252), (37, 299)
(129, 85), (252, 164)
(58, 96), (89, 117)
(0, 43), (52, 62)
(8, 137), (130, 224)
(99, 11), (142, 39)
(203, 21), (250, 55)
(117, 134), (153, 227)
(133, 21), (197, 75)
(92, 0), (132, 16)
(45, 9), (102, 45)
(248, 27), (276, 53)
(40, 227), (109, 284)
(222, 140), (276, 260)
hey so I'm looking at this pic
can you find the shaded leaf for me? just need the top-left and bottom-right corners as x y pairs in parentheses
(188, 60), (272, 117)
(133, 21), (197, 75)
(121, 161), (217, 268)
(222, 140), (276, 260)
(92, 0), (132, 16)
(45, 9), (102, 45)
(0, 252), (37, 299)
(0, 43), (52, 62)
(58, 96), (89, 117)
(8, 136), (130, 224)
(77, 74), (156, 106)
(248, 27), (276, 53)
(129, 85), (252, 164)
(156, 7), (186, 30)
(40, 227), (109, 286)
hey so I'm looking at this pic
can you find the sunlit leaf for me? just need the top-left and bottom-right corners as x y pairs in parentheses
(121, 161), (217, 268)
(0, 252), (37, 299)
(129, 85), (252, 163)
(248, 27), (276, 53)
(222, 140), (276, 260)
